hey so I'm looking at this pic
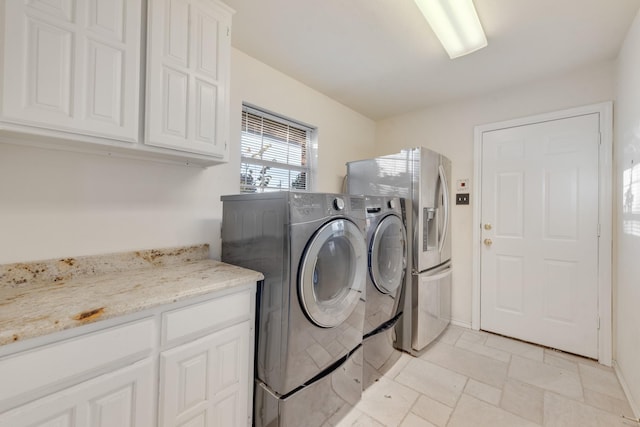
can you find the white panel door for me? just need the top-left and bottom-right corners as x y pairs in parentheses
(145, 0), (232, 158)
(1, 0), (141, 141)
(0, 359), (154, 427)
(480, 113), (600, 358)
(159, 321), (250, 427)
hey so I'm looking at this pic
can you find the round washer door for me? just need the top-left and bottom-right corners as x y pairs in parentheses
(370, 214), (407, 294)
(299, 218), (367, 328)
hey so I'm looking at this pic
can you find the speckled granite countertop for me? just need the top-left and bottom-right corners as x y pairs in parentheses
(0, 245), (263, 347)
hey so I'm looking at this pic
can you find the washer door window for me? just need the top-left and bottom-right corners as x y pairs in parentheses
(370, 215), (407, 294)
(299, 219), (367, 328)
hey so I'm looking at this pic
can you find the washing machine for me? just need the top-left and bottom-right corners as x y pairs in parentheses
(221, 191), (367, 427)
(362, 195), (408, 389)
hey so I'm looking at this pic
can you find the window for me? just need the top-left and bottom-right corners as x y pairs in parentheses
(623, 162), (640, 237)
(240, 105), (314, 193)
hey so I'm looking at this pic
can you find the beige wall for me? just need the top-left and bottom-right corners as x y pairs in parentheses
(229, 49), (376, 194)
(0, 48), (376, 264)
(374, 61), (615, 327)
(614, 8), (640, 415)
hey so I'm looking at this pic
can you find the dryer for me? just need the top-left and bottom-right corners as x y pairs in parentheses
(362, 196), (407, 389)
(221, 191), (367, 427)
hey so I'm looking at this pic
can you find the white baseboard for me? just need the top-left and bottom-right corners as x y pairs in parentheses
(614, 360), (640, 420)
(450, 319), (472, 329)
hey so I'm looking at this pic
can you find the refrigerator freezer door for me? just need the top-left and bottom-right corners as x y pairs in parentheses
(416, 149), (452, 271)
(411, 262), (452, 353)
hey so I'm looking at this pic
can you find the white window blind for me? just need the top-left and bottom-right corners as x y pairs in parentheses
(240, 105), (313, 193)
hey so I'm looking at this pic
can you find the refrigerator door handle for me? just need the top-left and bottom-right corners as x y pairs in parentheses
(438, 164), (450, 254)
(421, 264), (452, 282)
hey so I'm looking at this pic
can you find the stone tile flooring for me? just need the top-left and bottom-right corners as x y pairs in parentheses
(335, 326), (637, 427)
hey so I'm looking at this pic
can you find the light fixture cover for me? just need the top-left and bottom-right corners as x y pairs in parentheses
(415, 0), (487, 59)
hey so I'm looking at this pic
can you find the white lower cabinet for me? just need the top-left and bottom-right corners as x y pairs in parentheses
(160, 321), (250, 427)
(0, 359), (154, 427)
(0, 286), (255, 427)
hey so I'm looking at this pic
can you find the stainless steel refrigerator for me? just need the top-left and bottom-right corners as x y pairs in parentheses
(347, 147), (452, 354)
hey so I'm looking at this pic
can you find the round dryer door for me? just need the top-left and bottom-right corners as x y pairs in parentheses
(299, 218), (367, 328)
(370, 215), (407, 294)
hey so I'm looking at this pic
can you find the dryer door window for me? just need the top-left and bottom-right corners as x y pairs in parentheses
(370, 215), (407, 294)
(299, 218), (367, 328)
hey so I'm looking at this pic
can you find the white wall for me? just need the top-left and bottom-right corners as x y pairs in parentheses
(0, 48), (375, 264)
(375, 61), (615, 327)
(614, 8), (640, 415)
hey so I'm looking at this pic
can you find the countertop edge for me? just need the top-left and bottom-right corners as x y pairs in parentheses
(0, 259), (264, 348)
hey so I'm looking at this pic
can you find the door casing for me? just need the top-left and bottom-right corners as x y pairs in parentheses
(471, 102), (613, 366)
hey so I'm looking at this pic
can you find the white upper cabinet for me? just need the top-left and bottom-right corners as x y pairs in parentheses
(1, 0), (142, 142)
(145, 0), (232, 159)
(0, 0), (233, 166)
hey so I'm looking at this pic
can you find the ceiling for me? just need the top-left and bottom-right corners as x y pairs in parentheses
(224, 0), (640, 120)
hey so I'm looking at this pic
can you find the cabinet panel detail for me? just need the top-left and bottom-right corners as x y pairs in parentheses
(27, 0), (74, 22)
(163, 67), (189, 138)
(87, 0), (125, 41)
(86, 40), (124, 125)
(27, 18), (74, 115)
(213, 394), (237, 427)
(195, 9), (218, 78)
(216, 336), (240, 392)
(182, 412), (207, 427)
(165, 0), (190, 66)
(30, 410), (74, 427)
(89, 384), (134, 427)
(195, 79), (217, 143)
(178, 353), (209, 413)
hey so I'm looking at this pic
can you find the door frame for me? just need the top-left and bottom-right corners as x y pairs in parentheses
(471, 102), (613, 365)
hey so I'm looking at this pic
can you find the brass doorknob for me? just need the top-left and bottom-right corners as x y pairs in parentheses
(484, 238), (493, 246)
(484, 223), (492, 230)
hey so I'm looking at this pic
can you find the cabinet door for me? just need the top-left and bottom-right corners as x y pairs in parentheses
(0, 359), (155, 427)
(145, 0), (232, 159)
(1, 0), (142, 141)
(159, 321), (250, 427)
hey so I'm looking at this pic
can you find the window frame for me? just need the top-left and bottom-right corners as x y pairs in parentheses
(240, 104), (316, 193)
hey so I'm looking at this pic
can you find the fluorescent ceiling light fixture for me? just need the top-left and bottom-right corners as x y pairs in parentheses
(415, 0), (487, 59)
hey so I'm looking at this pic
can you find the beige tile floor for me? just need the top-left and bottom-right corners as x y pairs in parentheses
(335, 325), (638, 427)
